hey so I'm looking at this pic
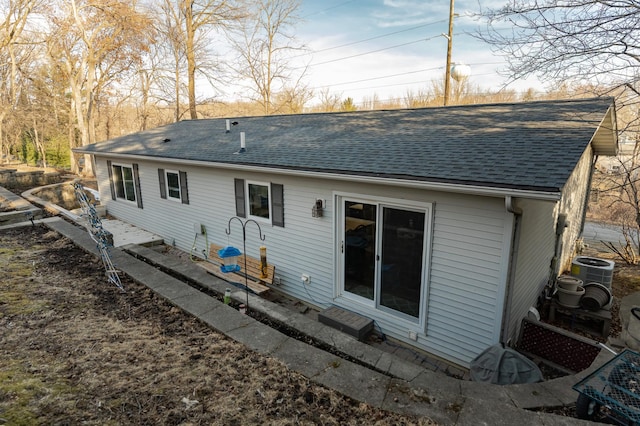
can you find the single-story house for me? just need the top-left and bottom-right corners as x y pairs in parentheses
(74, 98), (618, 368)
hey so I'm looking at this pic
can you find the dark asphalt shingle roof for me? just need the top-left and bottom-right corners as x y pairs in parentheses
(76, 98), (615, 193)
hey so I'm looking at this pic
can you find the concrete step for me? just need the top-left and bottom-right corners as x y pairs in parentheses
(318, 306), (373, 341)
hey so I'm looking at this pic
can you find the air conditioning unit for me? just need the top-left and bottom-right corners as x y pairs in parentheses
(570, 256), (615, 289)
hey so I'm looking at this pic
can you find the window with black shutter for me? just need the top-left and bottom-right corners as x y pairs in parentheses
(234, 178), (284, 227)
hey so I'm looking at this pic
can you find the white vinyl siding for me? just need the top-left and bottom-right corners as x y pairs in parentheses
(95, 157), (513, 367)
(427, 201), (508, 364)
(97, 159), (335, 306)
(505, 198), (556, 345)
(503, 147), (594, 346)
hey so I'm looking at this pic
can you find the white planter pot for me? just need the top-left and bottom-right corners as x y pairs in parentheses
(557, 285), (585, 308)
(557, 275), (583, 292)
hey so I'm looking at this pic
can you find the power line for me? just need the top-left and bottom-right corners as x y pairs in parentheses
(292, 11), (471, 82)
(313, 67), (442, 89)
(309, 62), (504, 92)
(308, 19), (448, 55)
(298, 29), (474, 71)
(301, 34), (444, 69)
(302, 1), (357, 19)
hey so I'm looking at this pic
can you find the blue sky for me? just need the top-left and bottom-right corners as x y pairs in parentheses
(294, 0), (544, 106)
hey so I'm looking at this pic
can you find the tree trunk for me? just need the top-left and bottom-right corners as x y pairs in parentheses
(184, 0), (197, 119)
(174, 48), (181, 122)
(0, 112), (6, 164)
(31, 117), (46, 169)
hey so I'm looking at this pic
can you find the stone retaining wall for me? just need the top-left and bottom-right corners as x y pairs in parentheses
(32, 183), (92, 210)
(0, 168), (61, 187)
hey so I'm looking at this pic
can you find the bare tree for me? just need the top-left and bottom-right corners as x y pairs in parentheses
(154, 0), (187, 122)
(477, 0), (639, 126)
(47, 0), (154, 175)
(360, 93), (381, 111)
(274, 80), (312, 114)
(592, 147), (640, 264)
(404, 88), (433, 108)
(177, 0), (244, 120)
(588, 96), (640, 264)
(0, 0), (43, 164)
(315, 88), (342, 112)
(230, 0), (309, 115)
(474, 0), (640, 262)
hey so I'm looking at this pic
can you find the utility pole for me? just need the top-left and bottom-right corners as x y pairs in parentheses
(444, 0), (455, 106)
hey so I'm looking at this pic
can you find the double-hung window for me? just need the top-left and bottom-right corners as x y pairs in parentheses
(158, 168), (190, 204)
(248, 181), (271, 220)
(234, 179), (284, 227)
(113, 165), (135, 201)
(107, 161), (143, 208)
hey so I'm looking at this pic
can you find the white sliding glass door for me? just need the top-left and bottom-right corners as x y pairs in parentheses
(340, 196), (429, 323)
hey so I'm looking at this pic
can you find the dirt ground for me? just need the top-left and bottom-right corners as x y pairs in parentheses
(0, 225), (436, 425)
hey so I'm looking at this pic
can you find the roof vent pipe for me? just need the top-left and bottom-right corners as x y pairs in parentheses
(239, 132), (246, 153)
(226, 119), (230, 133)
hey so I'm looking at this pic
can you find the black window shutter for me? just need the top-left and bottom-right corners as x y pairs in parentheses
(234, 178), (246, 218)
(271, 183), (284, 227)
(133, 163), (143, 209)
(179, 171), (189, 204)
(158, 168), (166, 199)
(106, 160), (116, 200)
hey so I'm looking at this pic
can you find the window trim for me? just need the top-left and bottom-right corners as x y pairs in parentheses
(234, 179), (284, 227)
(158, 168), (190, 205)
(165, 169), (182, 202)
(335, 191), (433, 332)
(246, 180), (272, 223)
(111, 162), (137, 204)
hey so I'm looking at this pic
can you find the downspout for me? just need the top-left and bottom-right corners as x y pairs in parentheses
(500, 196), (523, 345)
(549, 213), (568, 287)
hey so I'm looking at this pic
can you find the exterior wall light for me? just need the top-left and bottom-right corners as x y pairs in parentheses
(312, 199), (324, 218)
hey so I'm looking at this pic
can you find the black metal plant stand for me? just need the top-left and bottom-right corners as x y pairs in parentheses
(224, 217), (265, 312)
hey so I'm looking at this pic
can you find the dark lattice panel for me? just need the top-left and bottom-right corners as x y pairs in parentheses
(518, 319), (601, 373)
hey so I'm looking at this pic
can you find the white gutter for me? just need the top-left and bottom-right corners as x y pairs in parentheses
(76, 151), (563, 201)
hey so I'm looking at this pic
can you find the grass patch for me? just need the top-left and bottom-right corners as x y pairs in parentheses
(0, 360), (75, 425)
(0, 290), (46, 316)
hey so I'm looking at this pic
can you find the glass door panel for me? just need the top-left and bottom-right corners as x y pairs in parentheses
(344, 201), (377, 300)
(379, 207), (425, 318)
